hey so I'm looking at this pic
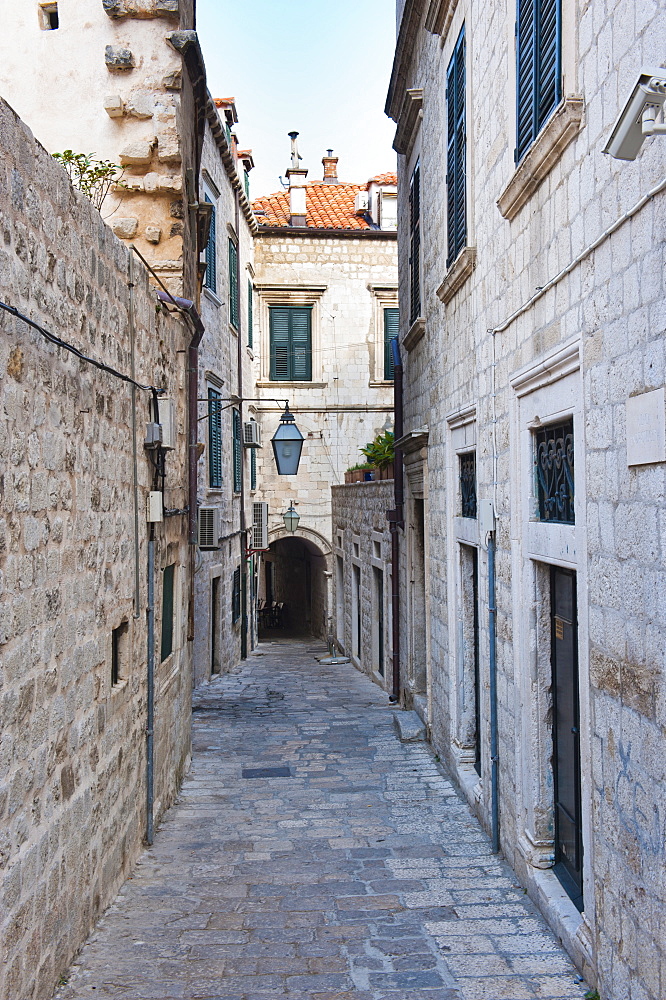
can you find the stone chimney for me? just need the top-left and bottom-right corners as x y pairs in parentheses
(286, 131), (308, 227)
(322, 149), (339, 183)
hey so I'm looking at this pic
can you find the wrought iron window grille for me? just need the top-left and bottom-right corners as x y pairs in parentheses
(534, 419), (574, 524)
(459, 451), (477, 519)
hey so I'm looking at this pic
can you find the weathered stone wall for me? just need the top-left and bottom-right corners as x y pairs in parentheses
(391, 0), (665, 996)
(0, 98), (192, 1000)
(332, 481), (394, 688)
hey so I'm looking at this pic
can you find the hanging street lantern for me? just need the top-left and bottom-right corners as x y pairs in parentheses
(271, 403), (304, 475)
(282, 503), (300, 533)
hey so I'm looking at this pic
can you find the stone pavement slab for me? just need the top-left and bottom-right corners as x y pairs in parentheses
(54, 639), (589, 1000)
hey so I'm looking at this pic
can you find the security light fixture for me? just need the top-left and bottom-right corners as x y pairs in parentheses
(282, 503), (300, 533)
(603, 67), (666, 160)
(271, 404), (304, 475)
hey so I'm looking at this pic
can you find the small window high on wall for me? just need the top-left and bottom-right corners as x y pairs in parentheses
(38, 2), (59, 29)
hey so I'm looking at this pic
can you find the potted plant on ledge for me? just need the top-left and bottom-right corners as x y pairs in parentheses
(361, 430), (395, 480)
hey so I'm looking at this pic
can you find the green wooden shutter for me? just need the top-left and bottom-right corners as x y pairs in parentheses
(208, 387), (222, 488)
(247, 279), (253, 348)
(250, 446), (257, 491)
(204, 195), (216, 293)
(446, 26), (466, 268)
(290, 308), (312, 381)
(160, 564), (175, 662)
(516, 0), (561, 163)
(409, 163), (420, 323)
(233, 408), (242, 492)
(228, 238), (239, 328)
(232, 566), (241, 622)
(384, 308), (399, 380)
(270, 307), (291, 380)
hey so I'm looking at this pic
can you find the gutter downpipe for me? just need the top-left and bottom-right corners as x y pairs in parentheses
(389, 337), (404, 703)
(235, 189), (248, 660)
(489, 325), (500, 853)
(128, 253), (141, 618)
(146, 524), (155, 845)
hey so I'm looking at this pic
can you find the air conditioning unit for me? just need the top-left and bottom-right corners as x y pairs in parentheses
(243, 419), (261, 447)
(252, 502), (269, 550)
(354, 191), (369, 214)
(198, 507), (221, 549)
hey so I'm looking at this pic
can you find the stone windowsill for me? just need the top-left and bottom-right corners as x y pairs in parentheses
(436, 246), (477, 305)
(369, 379), (395, 388)
(497, 97), (584, 221)
(256, 380), (327, 390)
(402, 316), (425, 352)
(203, 286), (223, 308)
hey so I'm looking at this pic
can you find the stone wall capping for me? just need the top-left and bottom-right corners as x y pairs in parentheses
(103, 0), (180, 17)
(402, 316), (426, 351)
(436, 245), (477, 304)
(510, 338), (580, 397)
(497, 97), (584, 221)
(393, 88), (424, 156)
(424, 0), (460, 37)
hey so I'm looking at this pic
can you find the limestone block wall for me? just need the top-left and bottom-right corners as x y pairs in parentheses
(332, 481), (394, 689)
(390, 0), (665, 995)
(0, 98), (192, 1000)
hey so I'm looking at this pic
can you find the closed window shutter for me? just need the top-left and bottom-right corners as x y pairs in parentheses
(204, 196), (216, 293)
(516, 0), (561, 163)
(290, 308), (312, 381)
(409, 164), (421, 323)
(384, 308), (399, 380)
(208, 388), (222, 488)
(232, 408), (242, 492)
(270, 307), (291, 380)
(228, 238), (239, 327)
(447, 26), (466, 268)
(247, 279), (253, 348)
(232, 566), (241, 622)
(160, 564), (175, 662)
(250, 446), (257, 491)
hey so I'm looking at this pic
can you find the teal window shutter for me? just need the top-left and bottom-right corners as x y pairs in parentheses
(409, 163), (420, 323)
(208, 387), (222, 488)
(204, 195), (216, 293)
(232, 566), (241, 622)
(228, 238), (239, 328)
(384, 308), (399, 380)
(446, 26), (466, 268)
(269, 306), (312, 381)
(250, 446), (257, 491)
(516, 0), (561, 163)
(232, 408), (242, 492)
(160, 564), (175, 662)
(247, 280), (253, 348)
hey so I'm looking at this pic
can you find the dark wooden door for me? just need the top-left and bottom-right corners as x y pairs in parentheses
(472, 550), (481, 777)
(551, 567), (583, 911)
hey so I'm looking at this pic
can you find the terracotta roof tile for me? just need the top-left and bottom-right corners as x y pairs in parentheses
(252, 174), (395, 230)
(369, 172), (398, 185)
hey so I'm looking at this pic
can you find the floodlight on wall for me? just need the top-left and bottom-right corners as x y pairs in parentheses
(271, 404), (304, 475)
(282, 503), (300, 533)
(603, 67), (666, 160)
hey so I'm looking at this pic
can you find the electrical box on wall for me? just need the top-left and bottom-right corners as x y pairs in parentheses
(158, 397), (176, 450)
(147, 491), (163, 523)
(478, 499), (495, 534)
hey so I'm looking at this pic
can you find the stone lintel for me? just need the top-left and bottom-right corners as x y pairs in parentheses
(424, 0), (460, 37)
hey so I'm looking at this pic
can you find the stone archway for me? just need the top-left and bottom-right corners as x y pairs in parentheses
(259, 528), (332, 639)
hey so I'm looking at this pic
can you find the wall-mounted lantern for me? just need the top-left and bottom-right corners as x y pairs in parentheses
(271, 404), (304, 475)
(282, 503), (300, 533)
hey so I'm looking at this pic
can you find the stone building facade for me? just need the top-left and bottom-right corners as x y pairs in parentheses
(0, 98), (192, 1000)
(331, 481), (394, 690)
(251, 156), (398, 637)
(386, 1), (666, 997)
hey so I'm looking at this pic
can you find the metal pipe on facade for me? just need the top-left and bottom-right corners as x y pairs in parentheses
(146, 528), (155, 845)
(389, 337), (404, 702)
(235, 189), (248, 660)
(488, 529), (499, 853)
(128, 253), (141, 618)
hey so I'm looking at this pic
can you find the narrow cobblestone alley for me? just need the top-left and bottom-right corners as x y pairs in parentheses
(54, 642), (589, 1000)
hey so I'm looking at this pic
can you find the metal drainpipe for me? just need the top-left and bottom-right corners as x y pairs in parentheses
(146, 524), (155, 845)
(389, 337), (403, 703)
(488, 528), (499, 853)
(235, 188), (248, 660)
(128, 253), (141, 618)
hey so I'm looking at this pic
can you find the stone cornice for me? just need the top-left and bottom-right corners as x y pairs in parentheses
(510, 338), (580, 397)
(396, 428), (429, 454)
(393, 89), (424, 156)
(497, 97), (584, 221)
(205, 95), (257, 233)
(446, 402), (476, 429)
(424, 0), (460, 37)
(436, 246), (477, 304)
(385, 0), (428, 122)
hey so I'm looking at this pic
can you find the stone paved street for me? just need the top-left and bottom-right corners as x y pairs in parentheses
(54, 641), (589, 1000)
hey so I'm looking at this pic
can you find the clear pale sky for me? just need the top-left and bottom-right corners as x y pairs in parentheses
(196, 0), (398, 200)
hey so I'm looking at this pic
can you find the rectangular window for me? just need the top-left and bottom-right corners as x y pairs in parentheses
(383, 308), (398, 381)
(204, 194), (216, 293)
(208, 387), (222, 489)
(111, 621), (128, 686)
(459, 451), (477, 518)
(247, 279), (254, 348)
(446, 26), (466, 268)
(232, 408), (242, 492)
(534, 418), (574, 524)
(515, 0), (562, 163)
(409, 163), (421, 323)
(232, 566), (241, 623)
(269, 306), (312, 381)
(250, 446), (257, 491)
(160, 564), (175, 662)
(38, 3), (59, 29)
(228, 238), (239, 328)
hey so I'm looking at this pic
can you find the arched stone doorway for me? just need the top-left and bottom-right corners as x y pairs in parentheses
(259, 528), (331, 639)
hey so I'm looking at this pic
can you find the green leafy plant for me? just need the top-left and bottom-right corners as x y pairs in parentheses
(584, 991), (600, 1000)
(361, 430), (395, 469)
(346, 462), (373, 473)
(52, 150), (122, 210)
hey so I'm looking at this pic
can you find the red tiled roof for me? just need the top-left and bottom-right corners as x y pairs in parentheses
(252, 173), (396, 230)
(369, 172), (398, 185)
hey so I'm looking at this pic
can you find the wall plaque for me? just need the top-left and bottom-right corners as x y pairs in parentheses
(626, 388), (666, 466)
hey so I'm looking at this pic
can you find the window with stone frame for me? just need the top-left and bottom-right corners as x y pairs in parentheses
(515, 0), (562, 164)
(533, 418), (574, 524)
(207, 386), (222, 489)
(446, 25), (466, 268)
(228, 237), (239, 328)
(384, 308), (398, 380)
(269, 306), (312, 381)
(409, 162), (421, 323)
(203, 193), (217, 293)
(232, 408), (242, 493)
(459, 450), (477, 519)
